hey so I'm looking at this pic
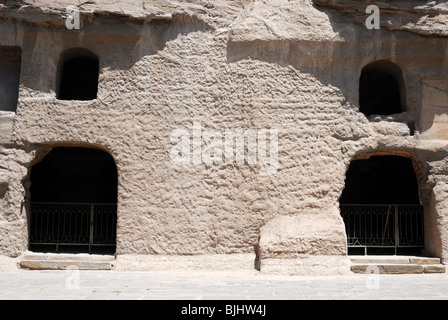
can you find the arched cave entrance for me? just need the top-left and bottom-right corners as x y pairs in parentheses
(339, 155), (424, 255)
(29, 147), (117, 254)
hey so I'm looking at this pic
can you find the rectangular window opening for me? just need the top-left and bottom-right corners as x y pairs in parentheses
(0, 46), (22, 113)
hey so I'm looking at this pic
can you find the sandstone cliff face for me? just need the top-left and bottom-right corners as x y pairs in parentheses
(0, 0), (447, 274)
(314, 0), (448, 37)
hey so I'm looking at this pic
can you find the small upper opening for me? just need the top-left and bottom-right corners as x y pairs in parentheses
(359, 60), (405, 117)
(57, 48), (99, 101)
(0, 47), (21, 112)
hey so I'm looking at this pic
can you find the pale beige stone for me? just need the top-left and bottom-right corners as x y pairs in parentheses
(257, 211), (347, 260)
(314, 0), (448, 36)
(420, 80), (448, 139)
(409, 257), (441, 265)
(351, 264), (424, 274)
(0, 255), (20, 272)
(0, 0), (447, 275)
(260, 256), (351, 275)
(0, 112), (15, 145)
(113, 253), (256, 272)
(423, 265), (446, 273)
(19, 260), (113, 270)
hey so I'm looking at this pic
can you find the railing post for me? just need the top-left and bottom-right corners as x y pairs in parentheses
(89, 204), (94, 253)
(394, 205), (399, 255)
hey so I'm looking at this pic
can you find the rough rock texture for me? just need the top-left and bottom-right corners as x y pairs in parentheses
(314, 0), (448, 37)
(0, 146), (37, 257)
(0, 0), (250, 29)
(255, 211), (350, 274)
(256, 212), (347, 259)
(113, 253), (256, 271)
(0, 254), (20, 272)
(230, 0), (343, 42)
(260, 256), (351, 275)
(0, 0), (447, 274)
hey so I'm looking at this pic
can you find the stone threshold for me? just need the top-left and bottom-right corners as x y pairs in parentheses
(19, 252), (115, 270)
(350, 255), (446, 274)
(18, 253), (447, 274)
(18, 252), (256, 272)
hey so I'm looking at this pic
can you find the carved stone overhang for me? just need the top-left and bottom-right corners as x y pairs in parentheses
(313, 0), (448, 37)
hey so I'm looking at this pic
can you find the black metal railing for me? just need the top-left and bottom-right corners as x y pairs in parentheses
(29, 202), (117, 253)
(340, 204), (424, 255)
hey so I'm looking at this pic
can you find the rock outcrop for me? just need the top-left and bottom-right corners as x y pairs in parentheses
(0, 0), (447, 274)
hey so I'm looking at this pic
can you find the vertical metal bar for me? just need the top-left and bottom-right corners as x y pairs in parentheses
(99, 208), (103, 244)
(375, 210), (378, 245)
(382, 205), (391, 246)
(49, 208), (53, 247)
(403, 208), (407, 245)
(67, 206), (71, 244)
(89, 204), (94, 253)
(394, 205), (399, 255)
(39, 209), (43, 242)
(74, 205), (78, 243)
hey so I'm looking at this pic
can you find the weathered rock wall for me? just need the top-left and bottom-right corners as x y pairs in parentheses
(0, 0), (447, 274)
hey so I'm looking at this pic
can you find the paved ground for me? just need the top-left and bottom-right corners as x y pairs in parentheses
(0, 269), (447, 300)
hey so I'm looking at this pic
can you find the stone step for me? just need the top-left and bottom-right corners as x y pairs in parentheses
(350, 255), (441, 265)
(350, 256), (445, 274)
(409, 257), (441, 265)
(423, 264), (447, 273)
(19, 252), (115, 270)
(351, 263), (445, 274)
(22, 252), (115, 261)
(20, 259), (112, 270)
